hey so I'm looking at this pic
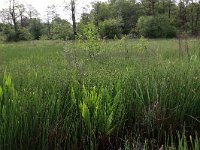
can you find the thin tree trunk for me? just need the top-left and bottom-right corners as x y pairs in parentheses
(191, 0), (194, 34)
(20, 13), (23, 26)
(71, 0), (77, 40)
(162, 0), (165, 13)
(184, 0), (188, 32)
(47, 19), (51, 39)
(168, 0), (171, 18)
(96, 3), (100, 33)
(10, 0), (17, 33)
(29, 11), (32, 20)
(195, 1), (200, 35)
(152, 1), (155, 16)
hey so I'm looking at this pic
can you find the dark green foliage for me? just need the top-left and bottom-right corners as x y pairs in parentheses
(3, 25), (31, 41)
(52, 18), (73, 40)
(115, 0), (138, 34)
(0, 23), (4, 32)
(18, 27), (32, 41)
(137, 15), (177, 38)
(92, 2), (115, 23)
(3, 25), (17, 41)
(77, 13), (92, 36)
(29, 19), (43, 40)
(100, 19), (123, 39)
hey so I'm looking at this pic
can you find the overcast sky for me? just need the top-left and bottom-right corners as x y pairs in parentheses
(0, 0), (108, 22)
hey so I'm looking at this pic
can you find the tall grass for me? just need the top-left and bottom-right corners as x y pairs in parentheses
(0, 39), (200, 149)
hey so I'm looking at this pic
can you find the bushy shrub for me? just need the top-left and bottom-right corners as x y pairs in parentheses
(100, 19), (123, 39)
(3, 25), (16, 41)
(0, 33), (5, 41)
(78, 22), (102, 58)
(136, 16), (153, 38)
(52, 22), (73, 40)
(136, 15), (177, 38)
(39, 35), (48, 40)
(0, 23), (4, 32)
(3, 25), (32, 41)
(18, 27), (32, 41)
(29, 19), (43, 40)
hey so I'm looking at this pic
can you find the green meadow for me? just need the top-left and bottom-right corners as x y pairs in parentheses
(0, 39), (200, 149)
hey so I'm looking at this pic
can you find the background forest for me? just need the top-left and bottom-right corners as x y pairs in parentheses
(0, 0), (200, 41)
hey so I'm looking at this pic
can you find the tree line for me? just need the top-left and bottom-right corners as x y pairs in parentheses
(0, 0), (199, 41)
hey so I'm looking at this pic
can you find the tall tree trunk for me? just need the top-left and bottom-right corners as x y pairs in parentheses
(152, 0), (155, 16)
(191, 0), (194, 34)
(10, 0), (17, 32)
(162, 0), (165, 13)
(20, 12), (23, 26)
(71, 0), (77, 40)
(29, 11), (32, 20)
(184, 0), (188, 32)
(195, 1), (200, 35)
(179, 0), (183, 32)
(47, 19), (51, 38)
(96, 3), (100, 33)
(168, 0), (171, 18)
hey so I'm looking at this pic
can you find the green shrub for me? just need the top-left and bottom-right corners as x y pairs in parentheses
(136, 15), (177, 38)
(78, 22), (102, 59)
(18, 27), (32, 41)
(134, 36), (149, 54)
(2, 24), (31, 41)
(100, 19), (123, 39)
(0, 33), (5, 41)
(0, 23), (4, 32)
(3, 26), (32, 41)
(29, 19), (43, 40)
(52, 20), (73, 40)
(3, 25), (17, 41)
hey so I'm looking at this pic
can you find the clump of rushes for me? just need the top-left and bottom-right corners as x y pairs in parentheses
(0, 74), (19, 149)
(71, 80), (124, 148)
